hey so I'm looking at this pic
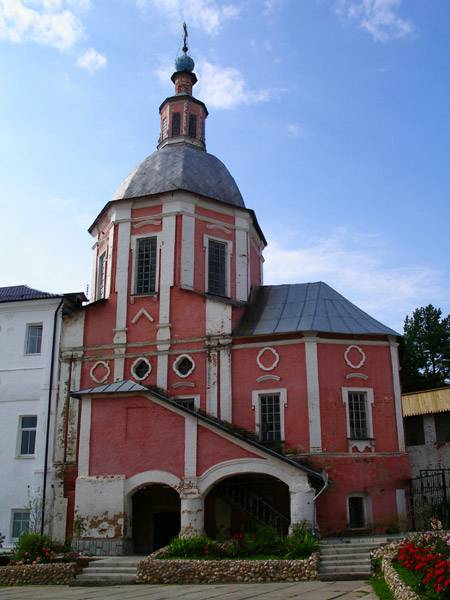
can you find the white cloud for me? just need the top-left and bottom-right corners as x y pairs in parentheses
(264, 229), (442, 330)
(156, 58), (271, 109)
(0, 0), (86, 51)
(336, 0), (414, 42)
(287, 122), (303, 137)
(263, 0), (283, 17)
(137, 0), (239, 34)
(77, 47), (107, 73)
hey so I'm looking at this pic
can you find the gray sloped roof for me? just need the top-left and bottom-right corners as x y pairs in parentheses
(0, 285), (60, 303)
(114, 142), (245, 208)
(236, 282), (399, 337)
(74, 380), (147, 395)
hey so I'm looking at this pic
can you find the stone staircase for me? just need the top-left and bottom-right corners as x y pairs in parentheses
(72, 556), (144, 586)
(319, 536), (389, 581)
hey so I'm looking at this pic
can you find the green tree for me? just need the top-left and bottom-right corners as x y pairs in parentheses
(400, 305), (450, 392)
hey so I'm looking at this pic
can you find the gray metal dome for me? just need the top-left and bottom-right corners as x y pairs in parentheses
(114, 143), (245, 208)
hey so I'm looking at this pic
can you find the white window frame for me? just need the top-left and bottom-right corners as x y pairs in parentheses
(251, 388), (287, 442)
(131, 357), (152, 381)
(24, 323), (43, 355)
(16, 415), (38, 458)
(130, 234), (161, 296)
(342, 387), (374, 444)
(11, 509), (31, 540)
(173, 354), (196, 378)
(173, 395), (200, 411)
(96, 251), (106, 300)
(346, 494), (372, 530)
(203, 234), (232, 298)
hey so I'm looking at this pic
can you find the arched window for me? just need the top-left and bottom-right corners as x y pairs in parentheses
(172, 112), (181, 136)
(188, 114), (197, 138)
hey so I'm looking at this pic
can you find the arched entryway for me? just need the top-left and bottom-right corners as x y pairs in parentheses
(131, 484), (180, 554)
(204, 473), (290, 539)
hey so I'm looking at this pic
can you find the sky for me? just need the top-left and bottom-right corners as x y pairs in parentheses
(0, 0), (449, 332)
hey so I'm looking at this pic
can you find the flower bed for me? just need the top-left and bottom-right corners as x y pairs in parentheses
(137, 553), (319, 584)
(372, 524), (450, 599)
(0, 562), (77, 585)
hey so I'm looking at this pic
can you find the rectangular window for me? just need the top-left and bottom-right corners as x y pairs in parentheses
(188, 114), (197, 138)
(348, 391), (369, 439)
(19, 415), (37, 456)
(435, 412), (450, 443)
(176, 398), (196, 411)
(259, 393), (281, 442)
(135, 237), (157, 295)
(25, 324), (43, 355)
(404, 415), (425, 446)
(162, 117), (168, 140)
(172, 112), (181, 136)
(11, 511), (30, 539)
(207, 239), (227, 296)
(97, 253), (106, 300)
(348, 497), (366, 529)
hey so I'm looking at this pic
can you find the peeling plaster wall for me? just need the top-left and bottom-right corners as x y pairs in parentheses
(407, 414), (450, 478)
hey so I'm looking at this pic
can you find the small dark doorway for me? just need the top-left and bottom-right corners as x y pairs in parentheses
(348, 496), (366, 529)
(132, 484), (180, 554)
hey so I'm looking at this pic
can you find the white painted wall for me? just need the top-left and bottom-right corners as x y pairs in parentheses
(0, 297), (62, 548)
(407, 413), (450, 478)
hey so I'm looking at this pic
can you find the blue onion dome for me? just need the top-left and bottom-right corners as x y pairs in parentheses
(175, 52), (195, 73)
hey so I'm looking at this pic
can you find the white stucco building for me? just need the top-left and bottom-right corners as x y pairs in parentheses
(0, 286), (83, 549)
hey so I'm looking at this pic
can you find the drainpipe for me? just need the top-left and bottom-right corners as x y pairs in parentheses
(312, 471), (329, 536)
(40, 297), (64, 536)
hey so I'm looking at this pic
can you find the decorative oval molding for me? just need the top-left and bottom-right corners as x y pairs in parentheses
(173, 354), (196, 378)
(131, 357), (152, 381)
(344, 345), (366, 370)
(90, 360), (110, 384)
(256, 347), (280, 372)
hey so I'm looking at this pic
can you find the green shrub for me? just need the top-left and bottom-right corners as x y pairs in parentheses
(282, 522), (319, 559)
(168, 536), (219, 558)
(12, 533), (55, 564)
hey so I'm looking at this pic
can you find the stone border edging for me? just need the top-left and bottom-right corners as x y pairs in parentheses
(0, 562), (77, 586)
(380, 556), (419, 600)
(137, 553), (319, 584)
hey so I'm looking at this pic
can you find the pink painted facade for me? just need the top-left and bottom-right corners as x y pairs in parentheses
(54, 45), (410, 555)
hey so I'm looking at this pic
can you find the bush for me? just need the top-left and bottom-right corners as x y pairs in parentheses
(282, 522), (319, 559)
(167, 536), (220, 558)
(12, 533), (55, 564)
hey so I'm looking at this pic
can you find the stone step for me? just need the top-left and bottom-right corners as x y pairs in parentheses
(320, 573), (371, 581)
(92, 560), (141, 567)
(321, 537), (388, 544)
(320, 564), (371, 574)
(320, 548), (376, 556)
(86, 566), (137, 574)
(320, 557), (371, 567)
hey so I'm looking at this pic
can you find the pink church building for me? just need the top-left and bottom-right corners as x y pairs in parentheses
(52, 44), (411, 555)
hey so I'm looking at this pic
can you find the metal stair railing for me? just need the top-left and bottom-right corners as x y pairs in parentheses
(218, 484), (289, 535)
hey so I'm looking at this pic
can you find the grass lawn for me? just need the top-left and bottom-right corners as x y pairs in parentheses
(369, 572), (394, 600)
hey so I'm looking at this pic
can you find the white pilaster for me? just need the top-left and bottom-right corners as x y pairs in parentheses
(78, 397), (92, 477)
(180, 206), (195, 289)
(304, 335), (322, 453)
(219, 344), (232, 422)
(105, 226), (115, 299)
(184, 415), (197, 478)
(206, 348), (218, 417)
(396, 488), (408, 531)
(235, 215), (249, 302)
(389, 337), (405, 452)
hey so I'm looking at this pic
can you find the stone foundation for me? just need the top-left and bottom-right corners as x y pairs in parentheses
(137, 553), (319, 584)
(0, 563), (77, 585)
(72, 538), (132, 556)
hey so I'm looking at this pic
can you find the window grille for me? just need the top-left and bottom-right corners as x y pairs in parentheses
(404, 415), (425, 446)
(172, 112), (181, 136)
(176, 398), (196, 411)
(348, 391), (369, 439)
(97, 253), (106, 299)
(188, 114), (197, 138)
(135, 237), (157, 295)
(12, 511), (30, 539)
(25, 324), (43, 355)
(132, 359), (150, 380)
(435, 412), (450, 443)
(19, 416), (37, 455)
(348, 497), (365, 529)
(174, 356), (194, 377)
(207, 239), (227, 296)
(162, 117), (168, 139)
(259, 393), (281, 442)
